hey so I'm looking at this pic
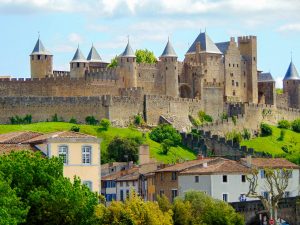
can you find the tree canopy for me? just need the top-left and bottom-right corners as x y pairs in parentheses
(135, 49), (157, 64)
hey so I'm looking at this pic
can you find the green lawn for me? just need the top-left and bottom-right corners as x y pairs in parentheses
(241, 125), (300, 158)
(0, 122), (196, 164)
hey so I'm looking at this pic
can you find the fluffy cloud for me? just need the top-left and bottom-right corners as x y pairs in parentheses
(278, 23), (300, 33)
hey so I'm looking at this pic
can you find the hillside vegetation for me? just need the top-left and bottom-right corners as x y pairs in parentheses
(241, 125), (300, 164)
(0, 122), (196, 164)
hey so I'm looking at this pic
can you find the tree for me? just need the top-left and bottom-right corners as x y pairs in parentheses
(291, 119), (300, 133)
(0, 175), (28, 225)
(149, 124), (181, 146)
(246, 168), (291, 221)
(100, 118), (111, 130)
(260, 123), (272, 136)
(86, 116), (99, 125)
(107, 56), (118, 68)
(135, 49), (157, 64)
(277, 120), (290, 129)
(107, 136), (139, 163)
(161, 139), (173, 155)
(0, 151), (99, 225)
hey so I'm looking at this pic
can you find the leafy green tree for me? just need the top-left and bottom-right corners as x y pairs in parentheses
(86, 116), (99, 125)
(292, 119), (300, 133)
(135, 49), (157, 64)
(157, 194), (173, 213)
(161, 139), (173, 155)
(0, 151), (99, 225)
(107, 56), (118, 68)
(149, 124), (181, 146)
(107, 136), (139, 163)
(260, 123), (273, 136)
(172, 198), (193, 225)
(0, 175), (28, 225)
(69, 117), (77, 124)
(100, 118), (111, 130)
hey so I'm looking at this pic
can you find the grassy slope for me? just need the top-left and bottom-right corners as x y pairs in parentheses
(0, 122), (196, 163)
(241, 125), (300, 156)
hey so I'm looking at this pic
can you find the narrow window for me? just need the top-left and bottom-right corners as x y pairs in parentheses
(284, 191), (290, 198)
(223, 175), (227, 183)
(222, 194), (228, 202)
(160, 190), (164, 197)
(237, 64), (239, 67)
(120, 181), (123, 187)
(45, 55), (48, 60)
(244, 83), (246, 88)
(253, 57), (256, 61)
(171, 172), (177, 181)
(172, 189), (178, 201)
(37, 55), (41, 60)
(31, 56), (34, 60)
(126, 181), (129, 187)
(233, 64), (235, 67)
(166, 67), (168, 70)
(82, 146), (91, 164)
(126, 190), (129, 198)
(77, 62), (80, 68)
(229, 63), (231, 67)
(260, 170), (266, 178)
(120, 190), (124, 201)
(83, 181), (92, 191)
(233, 90), (236, 96)
(241, 175), (246, 182)
(232, 80), (234, 86)
(160, 173), (164, 181)
(236, 82), (239, 87)
(58, 146), (68, 164)
(195, 176), (199, 183)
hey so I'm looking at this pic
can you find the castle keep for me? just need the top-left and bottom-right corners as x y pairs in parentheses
(0, 32), (299, 129)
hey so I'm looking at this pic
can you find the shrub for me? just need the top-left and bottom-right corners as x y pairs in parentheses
(134, 114), (143, 126)
(69, 117), (77, 124)
(225, 131), (243, 144)
(9, 114), (32, 124)
(161, 139), (174, 155)
(198, 111), (213, 123)
(51, 113), (59, 122)
(100, 118), (111, 130)
(85, 116), (99, 125)
(277, 120), (290, 129)
(149, 124), (181, 146)
(242, 128), (251, 140)
(189, 115), (201, 127)
(291, 119), (300, 133)
(232, 116), (237, 125)
(221, 113), (228, 120)
(260, 123), (272, 136)
(70, 125), (80, 132)
(278, 129), (285, 141)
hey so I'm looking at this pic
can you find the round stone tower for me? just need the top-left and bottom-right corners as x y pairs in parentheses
(30, 38), (53, 78)
(70, 46), (88, 78)
(118, 40), (137, 88)
(159, 39), (179, 97)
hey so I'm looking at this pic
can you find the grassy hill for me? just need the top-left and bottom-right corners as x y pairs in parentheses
(241, 125), (300, 164)
(0, 122), (196, 164)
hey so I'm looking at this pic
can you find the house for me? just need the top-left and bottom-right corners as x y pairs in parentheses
(0, 131), (101, 193)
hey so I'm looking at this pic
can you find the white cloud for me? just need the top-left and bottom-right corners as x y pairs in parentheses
(68, 33), (83, 44)
(278, 23), (300, 33)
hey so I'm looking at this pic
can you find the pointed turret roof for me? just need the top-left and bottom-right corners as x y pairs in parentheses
(87, 45), (102, 62)
(283, 61), (300, 81)
(160, 39), (177, 57)
(187, 32), (222, 54)
(31, 38), (52, 55)
(119, 40), (135, 58)
(71, 47), (87, 62)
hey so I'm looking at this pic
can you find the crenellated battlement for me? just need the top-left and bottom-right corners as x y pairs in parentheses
(238, 35), (257, 42)
(145, 95), (202, 103)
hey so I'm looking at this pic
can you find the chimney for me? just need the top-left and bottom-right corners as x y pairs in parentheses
(139, 145), (150, 165)
(246, 155), (252, 168)
(203, 162), (208, 168)
(197, 154), (204, 160)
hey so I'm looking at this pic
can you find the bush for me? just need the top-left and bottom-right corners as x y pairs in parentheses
(277, 120), (290, 129)
(69, 117), (77, 124)
(100, 119), (111, 130)
(260, 123), (272, 136)
(149, 124), (181, 146)
(198, 111), (213, 123)
(291, 119), (300, 133)
(189, 115), (201, 127)
(161, 139), (174, 155)
(85, 116), (99, 125)
(232, 116), (237, 126)
(134, 114), (143, 126)
(70, 125), (80, 132)
(278, 129), (285, 141)
(221, 113), (228, 120)
(9, 114), (32, 124)
(225, 131), (243, 144)
(242, 128), (251, 140)
(51, 113), (59, 122)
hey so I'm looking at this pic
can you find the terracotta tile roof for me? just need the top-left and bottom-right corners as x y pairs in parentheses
(101, 162), (128, 170)
(24, 131), (98, 143)
(180, 158), (250, 175)
(156, 158), (215, 172)
(0, 144), (38, 155)
(0, 131), (42, 144)
(116, 172), (139, 181)
(241, 158), (300, 169)
(102, 167), (139, 181)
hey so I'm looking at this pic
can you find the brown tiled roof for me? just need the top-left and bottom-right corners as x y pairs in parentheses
(24, 131), (98, 143)
(102, 167), (139, 181)
(101, 162), (128, 170)
(180, 158), (250, 175)
(0, 144), (37, 155)
(156, 158), (215, 172)
(116, 172), (139, 181)
(241, 158), (300, 169)
(0, 131), (42, 144)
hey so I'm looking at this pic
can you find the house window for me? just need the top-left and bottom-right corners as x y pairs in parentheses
(222, 193), (228, 202)
(260, 170), (266, 178)
(171, 172), (177, 181)
(133, 181), (135, 186)
(223, 175), (227, 183)
(262, 191), (269, 199)
(58, 145), (68, 164)
(237, 64), (239, 68)
(284, 191), (290, 198)
(229, 63), (231, 67)
(126, 181), (129, 187)
(31, 56), (34, 60)
(253, 57), (256, 61)
(106, 181), (116, 188)
(82, 146), (92, 164)
(120, 190), (124, 201)
(241, 175), (246, 183)
(287, 170), (293, 178)
(83, 181), (92, 191)
(233, 64), (235, 67)
(172, 189), (178, 201)
(160, 190), (164, 197)
(244, 71), (246, 76)
(232, 80), (234, 86)
(160, 173), (164, 181)
(195, 176), (199, 183)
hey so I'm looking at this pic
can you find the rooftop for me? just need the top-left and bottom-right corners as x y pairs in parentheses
(241, 158), (299, 169)
(215, 41), (230, 54)
(31, 38), (52, 56)
(283, 61), (300, 81)
(187, 32), (222, 54)
(160, 39), (177, 58)
(0, 131), (42, 144)
(87, 45), (102, 62)
(156, 158), (214, 172)
(71, 47), (87, 62)
(258, 72), (275, 82)
(119, 41), (135, 58)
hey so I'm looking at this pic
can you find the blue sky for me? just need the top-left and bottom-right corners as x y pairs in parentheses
(1, 0), (300, 87)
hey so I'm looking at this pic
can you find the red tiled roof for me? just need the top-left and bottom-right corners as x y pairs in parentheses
(0, 131), (42, 144)
(241, 158), (300, 169)
(180, 158), (250, 175)
(156, 158), (215, 172)
(0, 144), (37, 155)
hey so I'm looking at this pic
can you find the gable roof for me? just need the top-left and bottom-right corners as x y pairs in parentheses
(87, 45), (102, 62)
(258, 72), (275, 82)
(241, 158), (299, 169)
(187, 32), (222, 54)
(71, 47), (87, 62)
(0, 131), (42, 144)
(119, 41), (135, 58)
(160, 39), (177, 57)
(31, 38), (52, 55)
(283, 61), (300, 81)
(156, 158), (214, 172)
(215, 42), (230, 54)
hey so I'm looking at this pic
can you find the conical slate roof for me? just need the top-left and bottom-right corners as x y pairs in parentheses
(187, 32), (222, 54)
(87, 45), (102, 62)
(160, 39), (177, 57)
(283, 61), (300, 81)
(31, 38), (52, 55)
(119, 41), (135, 58)
(71, 47), (87, 62)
